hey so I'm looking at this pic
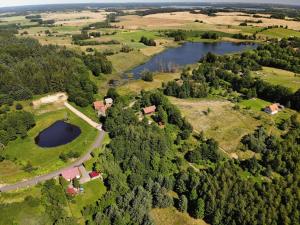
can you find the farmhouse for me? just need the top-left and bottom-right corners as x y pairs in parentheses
(61, 167), (81, 181)
(93, 100), (107, 116)
(93, 101), (105, 111)
(143, 105), (156, 115)
(264, 103), (284, 115)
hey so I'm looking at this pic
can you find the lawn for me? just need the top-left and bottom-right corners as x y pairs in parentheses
(169, 97), (260, 153)
(0, 107), (98, 185)
(150, 207), (208, 225)
(239, 97), (299, 138)
(239, 98), (270, 111)
(69, 179), (106, 219)
(252, 67), (300, 92)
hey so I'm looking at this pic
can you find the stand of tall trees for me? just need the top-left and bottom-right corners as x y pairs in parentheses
(0, 32), (113, 107)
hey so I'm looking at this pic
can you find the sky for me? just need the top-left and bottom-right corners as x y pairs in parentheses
(0, 0), (299, 8)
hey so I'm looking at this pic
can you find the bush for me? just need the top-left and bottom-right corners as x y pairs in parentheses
(141, 70), (154, 82)
(15, 103), (23, 110)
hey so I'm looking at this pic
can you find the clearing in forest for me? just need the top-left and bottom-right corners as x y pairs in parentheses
(169, 97), (260, 153)
(150, 207), (208, 225)
(253, 67), (300, 92)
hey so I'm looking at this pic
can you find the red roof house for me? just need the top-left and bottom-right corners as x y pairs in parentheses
(66, 187), (77, 196)
(265, 103), (280, 115)
(143, 105), (156, 115)
(89, 171), (100, 178)
(93, 101), (105, 111)
(61, 167), (81, 181)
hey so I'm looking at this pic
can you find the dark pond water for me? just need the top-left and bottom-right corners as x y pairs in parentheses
(35, 120), (81, 148)
(130, 42), (257, 78)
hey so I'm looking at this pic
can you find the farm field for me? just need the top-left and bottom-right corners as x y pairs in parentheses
(150, 207), (208, 225)
(169, 97), (260, 153)
(141, 12), (300, 30)
(253, 67), (300, 92)
(0, 107), (97, 185)
(40, 10), (109, 26)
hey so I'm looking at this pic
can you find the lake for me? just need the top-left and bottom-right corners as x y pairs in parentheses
(35, 120), (81, 148)
(130, 42), (257, 78)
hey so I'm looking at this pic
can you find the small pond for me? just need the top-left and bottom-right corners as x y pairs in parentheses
(130, 42), (257, 79)
(35, 120), (81, 148)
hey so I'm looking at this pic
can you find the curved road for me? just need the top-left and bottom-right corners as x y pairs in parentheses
(0, 101), (106, 192)
(0, 130), (105, 192)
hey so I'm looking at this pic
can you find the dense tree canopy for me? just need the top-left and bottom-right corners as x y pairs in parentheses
(0, 33), (111, 107)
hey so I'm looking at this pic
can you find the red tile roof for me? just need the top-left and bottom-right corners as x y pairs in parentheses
(61, 167), (80, 180)
(89, 171), (100, 178)
(66, 187), (77, 195)
(266, 104), (279, 113)
(143, 105), (156, 114)
(93, 101), (105, 111)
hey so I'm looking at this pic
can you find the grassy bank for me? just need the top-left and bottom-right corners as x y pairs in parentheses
(0, 108), (98, 185)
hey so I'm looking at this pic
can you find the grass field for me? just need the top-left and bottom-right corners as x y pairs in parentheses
(0, 179), (106, 225)
(0, 186), (49, 225)
(239, 98), (271, 111)
(150, 207), (208, 225)
(108, 50), (150, 74)
(118, 72), (181, 95)
(258, 28), (300, 39)
(253, 67), (300, 92)
(0, 107), (98, 185)
(169, 97), (260, 153)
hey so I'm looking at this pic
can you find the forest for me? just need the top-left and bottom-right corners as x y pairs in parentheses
(0, 32), (113, 107)
(72, 87), (299, 225)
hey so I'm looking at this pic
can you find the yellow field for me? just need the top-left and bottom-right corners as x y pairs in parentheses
(40, 10), (109, 26)
(143, 12), (300, 30)
(169, 97), (260, 153)
(151, 207), (208, 225)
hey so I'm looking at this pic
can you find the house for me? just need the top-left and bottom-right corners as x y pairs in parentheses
(143, 105), (156, 115)
(264, 103), (284, 115)
(61, 167), (81, 181)
(66, 187), (78, 196)
(105, 98), (113, 106)
(93, 101), (105, 111)
(97, 105), (107, 117)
